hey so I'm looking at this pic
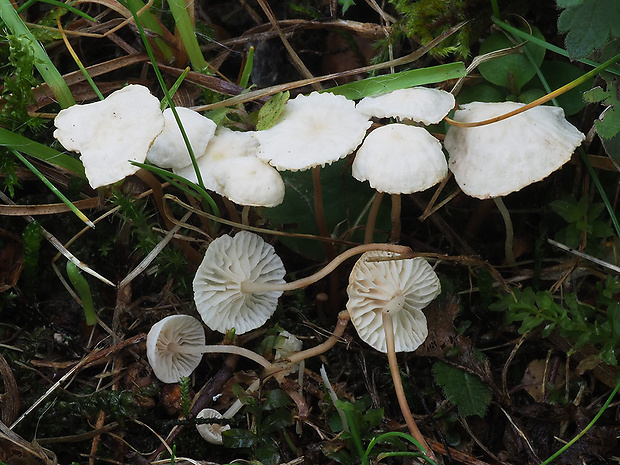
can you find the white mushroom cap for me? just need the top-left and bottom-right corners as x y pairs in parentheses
(212, 156), (285, 207)
(54, 85), (164, 189)
(444, 102), (585, 199)
(255, 92), (372, 171)
(193, 231), (286, 334)
(147, 107), (217, 170)
(352, 124), (447, 194)
(196, 408), (230, 445)
(146, 315), (205, 384)
(346, 252), (441, 353)
(356, 87), (455, 124)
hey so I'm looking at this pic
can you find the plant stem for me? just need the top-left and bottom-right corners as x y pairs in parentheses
(382, 311), (435, 461)
(390, 194), (402, 243)
(242, 243), (411, 293)
(365, 192), (384, 244)
(312, 166), (336, 259)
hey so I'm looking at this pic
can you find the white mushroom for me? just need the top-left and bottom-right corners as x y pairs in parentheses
(54, 85), (164, 188)
(444, 102), (585, 199)
(353, 124), (448, 243)
(193, 231), (287, 335)
(196, 408), (231, 445)
(255, 92), (371, 171)
(146, 315), (273, 384)
(356, 87), (455, 124)
(147, 107), (217, 170)
(353, 124), (447, 195)
(346, 251), (441, 459)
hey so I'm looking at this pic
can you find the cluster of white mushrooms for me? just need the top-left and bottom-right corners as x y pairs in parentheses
(53, 83), (587, 456)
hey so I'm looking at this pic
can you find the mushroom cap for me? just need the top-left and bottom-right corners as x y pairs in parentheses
(212, 156), (285, 207)
(193, 231), (286, 334)
(174, 127), (259, 188)
(196, 408), (230, 445)
(356, 87), (455, 124)
(147, 107), (217, 170)
(346, 251), (441, 353)
(255, 92), (371, 171)
(352, 124), (447, 194)
(146, 315), (205, 383)
(444, 102), (586, 199)
(53, 85), (164, 188)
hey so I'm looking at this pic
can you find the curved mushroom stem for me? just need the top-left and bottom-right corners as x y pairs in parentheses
(312, 166), (337, 260)
(382, 311), (436, 461)
(168, 342), (272, 369)
(493, 197), (516, 267)
(365, 192), (384, 244)
(243, 243), (411, 293)
(390, 194), (402, 243)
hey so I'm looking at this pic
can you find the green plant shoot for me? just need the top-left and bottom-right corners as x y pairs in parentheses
(66, 261), (97, 326)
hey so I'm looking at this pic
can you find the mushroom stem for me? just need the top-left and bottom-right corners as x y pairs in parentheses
(390, 194), (402, 243)
(287, 311), (349, 365)
(241, 205), (251, 227)
(364, 192), (384, 244)
(242, 243), (411, 293)
(168, 342), (272, 369)
(312, 166), (336, 260)
(382, 311), (435, 461)
(493, 197), (516, 267)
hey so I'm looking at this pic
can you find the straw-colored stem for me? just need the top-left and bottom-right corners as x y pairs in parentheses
(312, 166), (336, 259)
(383, 311), (435, 461)
(168, 343), (272, 368)
(242, 243), (411, 293)
(365, 192), (384, 244)
(390, 194), (402, 243)
(493, 197), (516, 267)
(286, 311), (349, 365)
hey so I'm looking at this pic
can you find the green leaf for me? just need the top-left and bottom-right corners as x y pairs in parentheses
(478, 25), (546, 93)
(263, 389), (291, 410)
(222, 428), (259, 448)
(558, 0), (620, 59)
(433, 362), (492, 417)
(338, 0), (356, 14)
(256, 91), (289, 131)
(556, 0), (583, 6)
(327, 62), (466, 100)
(261, 407), (293, 433)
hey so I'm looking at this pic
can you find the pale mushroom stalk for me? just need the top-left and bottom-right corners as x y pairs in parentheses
(241, 243), (411, 294)
(493, 197), (516, 267)
(312, 166), (336, 259)
(390, 194), (402, 243)
(165, 341), (272, 368)
(364, 192), (384, 244)
(383, 310), (435, 460)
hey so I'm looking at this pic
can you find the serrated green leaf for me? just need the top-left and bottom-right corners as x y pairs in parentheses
(256, 91), (289, 131)
(558, 0), (620, 59)
(596, 105), (620, 139)
(433, 362), (492, 417)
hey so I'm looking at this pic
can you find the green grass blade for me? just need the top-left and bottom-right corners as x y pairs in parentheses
(239, 46), (255, 89)
(327, 62), (467, 100)
(17, 0), (96, 21)
(12, 149), (94, 228)
(166, 0), (208, 72)
(125, 0), (174, 61)
(0, 128), (85, 177)
(0, 0), (75, 108)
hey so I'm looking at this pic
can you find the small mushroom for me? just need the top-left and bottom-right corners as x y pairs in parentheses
(53, 85), (164, 188)
(147, 107), (217, 170)
(356, 87), (455, 124)
(353, 124), (448, 242)
(255, 92), (371, 171)
(146, 314), (272, 383)
(196, 408), (231, 445)
(193, 231), (287, 335)
(346, 251), (441, 459)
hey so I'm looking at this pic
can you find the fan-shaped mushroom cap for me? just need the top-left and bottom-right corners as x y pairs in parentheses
(147, 107), (217, 170)
(196, 408), (230, 445)
(255, 92), (371, 171)
(54, 85), (164, 188)
(352, 124), (447, 194)
(193, 231), (286, 334)
(346, 252), (441, 353)
(146, 315), (205, 383)
(445, 102), (585, 199)
(356, 87), (455, 124)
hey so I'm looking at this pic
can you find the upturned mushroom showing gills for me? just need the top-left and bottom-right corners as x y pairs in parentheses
(347, 251), (441, 459)
(146, 314), (272, 384)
